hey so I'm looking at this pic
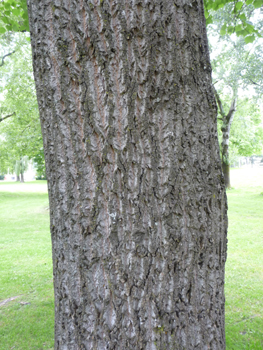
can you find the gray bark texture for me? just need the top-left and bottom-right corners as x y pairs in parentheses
(27, 0), (228, 349)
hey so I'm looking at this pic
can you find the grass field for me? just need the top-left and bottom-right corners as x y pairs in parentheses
(225, 168), (263, 349)
(0, 169), (263, 349)
(0, 181), (54, 350)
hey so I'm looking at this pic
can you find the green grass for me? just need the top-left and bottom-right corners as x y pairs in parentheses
(225, 168), (263, 349)
(0, 181), (54, 350)
(0, 170), (263, 349)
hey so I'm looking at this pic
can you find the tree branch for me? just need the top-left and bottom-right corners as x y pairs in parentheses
(248, 78), (263, 88)
(213, 87), (225, 118)
(226, 97), (236, 123)
(21, 124), (32, 135)
(0, 112), (15, 122)
(0, 51), (16, 67)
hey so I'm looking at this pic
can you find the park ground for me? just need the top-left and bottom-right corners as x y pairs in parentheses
(0, 168), (263, 349)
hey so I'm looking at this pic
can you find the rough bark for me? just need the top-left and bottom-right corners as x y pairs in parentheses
(28, 1), (227, 349)
(214, 88), (236, 188)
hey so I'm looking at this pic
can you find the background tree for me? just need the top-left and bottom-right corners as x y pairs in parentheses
(33, 150), (46, 179)
(242, 44), (263, 94)
(213, 87), (236, 187)
(14, 155), (29, 182)
(207, 10), (263, 187)
(0, 33), (43, 178)
(0, 35), (16, 123)
(14, 159), (20, 182)
(205, 0), (263, 42)
(229, 97), (263, 159)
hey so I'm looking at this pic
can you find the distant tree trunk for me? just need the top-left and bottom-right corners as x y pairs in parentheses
(222, 162), (230, 189)
(28, 0), (227, 349)
(214, 88), (236, 188)
(16, 174), (20, 182)
(20, 172), (24, 183)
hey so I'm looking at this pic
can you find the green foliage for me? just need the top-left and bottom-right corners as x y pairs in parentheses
(204, 0), (262, 42)
(0, 33), (43, 174)
(0, 0), (29, 33)
(34, 150), (46, 180)
(14, 156), (29, 176)
(229, 98), (263, 157)
(241, 44), (263, 94)
(210, 28), (263, 96)
(209, 23), (263, 163)
(216, 95), (262, 155)
(211, 37), (252, 89)
(217, 97), (263, 162)
(222, 154), (230, 165)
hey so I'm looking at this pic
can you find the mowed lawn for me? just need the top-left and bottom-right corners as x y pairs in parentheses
(0, 181), (54, 350)
(0, 169), (263, 349)
(225, 168), (263, 349)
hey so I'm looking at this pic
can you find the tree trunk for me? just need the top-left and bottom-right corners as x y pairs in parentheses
(220, 104), (235, 189)
(28, 1), (227, 349)
(20, 172), (24, 183)
(222, 162), (230, 189)
(16, 174), (20, 182)
(221, 129), (231, 188)
(213, 88), (236, 189)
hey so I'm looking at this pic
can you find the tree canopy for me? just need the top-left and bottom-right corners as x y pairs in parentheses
(0, 0), (29, 33)
(0, 34), (43, 175)
(205, 0), (263, 42)
(208, 12), (263, 164)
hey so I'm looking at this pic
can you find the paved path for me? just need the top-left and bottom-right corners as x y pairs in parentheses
(0, 182), (48, 193)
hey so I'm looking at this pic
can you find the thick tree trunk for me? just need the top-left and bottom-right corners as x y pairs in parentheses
(28, 1), (227, 349)
(16, 174), (20, 182)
